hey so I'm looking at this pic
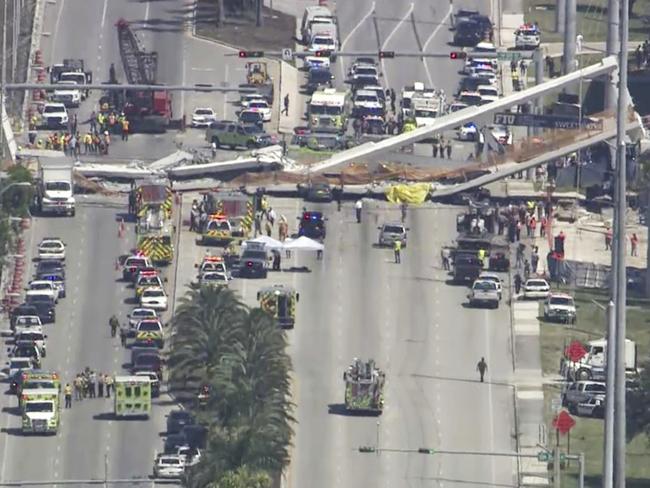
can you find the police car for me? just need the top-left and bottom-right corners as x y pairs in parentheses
(128, 308), (158, 328)
(514, 23), (541, 49)
(135, 270), (164, 297)
(37, 238), (65, 260)
(198, 271), (231, 288)
(197, 255), (229, 277)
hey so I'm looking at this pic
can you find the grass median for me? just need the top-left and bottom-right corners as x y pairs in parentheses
(523, 0), (650, 43)
(539, 289), (650, 487)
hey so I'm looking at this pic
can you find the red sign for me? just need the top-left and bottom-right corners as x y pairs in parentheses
(564, 340), (587, 362)
(553, 410), (576, 435)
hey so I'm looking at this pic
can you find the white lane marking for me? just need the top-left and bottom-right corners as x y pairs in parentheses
(381, 3), (415, 88)
(484, 309), (497, 485)
(50, 0), (66, 64)
(100, 0), (108, 30)
(338, 1), (376, 80)
(422, 4), (453, 87)
(181, 50), (187, 118)
(144, 0), (151, 29)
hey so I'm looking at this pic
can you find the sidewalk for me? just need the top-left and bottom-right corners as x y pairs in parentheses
(512, 300), (551, 487)
(279, 61), (306, 134)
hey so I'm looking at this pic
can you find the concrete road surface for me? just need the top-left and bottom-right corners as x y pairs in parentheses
(331, 0), (490, 164)
(0, 196), (176, 484)
(172, 195), (518, 488)
(33, 0), (280, 163)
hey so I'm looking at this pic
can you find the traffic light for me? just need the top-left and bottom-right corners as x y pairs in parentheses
(449, 51), (467, 60)
(379, 50), (395, 59)
(358, 446), (376, 453)
(418, 448), (435, 454)
(239, 50), (264, 58)
(313, 50), (331, 57)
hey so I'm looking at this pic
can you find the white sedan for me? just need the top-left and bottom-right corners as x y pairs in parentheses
(478, 272), (502, 300)
(38, 239), (65, 260)
(248, 100), (272, 122)
(153, 454), (185, 479)
(140, 287), (168, 311)
(191, 107), (217, 127)
(523, 278), (551, 299)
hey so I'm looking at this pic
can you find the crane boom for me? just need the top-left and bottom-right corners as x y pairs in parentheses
(116, 18), (158, 85)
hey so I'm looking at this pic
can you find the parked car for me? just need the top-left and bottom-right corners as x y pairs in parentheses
(576, 394), (605, 418)
(206, 121), (273, 150)
(563, 381), (606, 413)
(543, 293), (577, 324)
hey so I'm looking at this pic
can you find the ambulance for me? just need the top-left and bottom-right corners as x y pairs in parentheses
(114, 376), (152, 419)
(21, 388), (60, 434)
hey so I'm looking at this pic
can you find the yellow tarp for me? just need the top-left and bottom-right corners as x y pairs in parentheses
(385, 183), (431, 204)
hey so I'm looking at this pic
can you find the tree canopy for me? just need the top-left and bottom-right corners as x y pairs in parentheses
(169, 285), (294, 487)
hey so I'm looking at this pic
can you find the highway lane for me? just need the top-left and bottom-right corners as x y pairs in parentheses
(168, 195), (517, 488)
(33, 0), (266, 162)
(333, 0), (490, 162)
(0, 197), (175, 484)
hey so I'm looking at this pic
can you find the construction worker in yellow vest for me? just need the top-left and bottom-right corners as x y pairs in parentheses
(393, 239), (402, 264)
(478, 248), (487, 268)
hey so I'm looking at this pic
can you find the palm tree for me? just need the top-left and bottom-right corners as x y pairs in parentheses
(210, 309), (292, 424)
(169, 289), (294, 487)
(168, 286), (247, 390)
(210, 465), (271, 488)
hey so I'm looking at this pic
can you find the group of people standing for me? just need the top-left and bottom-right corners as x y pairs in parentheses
(64, 368), (115, 408)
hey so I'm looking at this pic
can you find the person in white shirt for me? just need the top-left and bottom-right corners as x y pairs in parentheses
(355, 199), (363, 223)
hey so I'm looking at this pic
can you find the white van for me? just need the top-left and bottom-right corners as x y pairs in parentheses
(301, 6), (334, 44)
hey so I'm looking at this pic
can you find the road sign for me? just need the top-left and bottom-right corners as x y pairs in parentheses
(538, 451), (567, 462)
(282, 48), (293, 61)
(565, 340), (588, 362)
(496, 51), (523, 62)
(553, 410), (576, 435)
(551, 397), (562, 413)
(493, 112), (604, 131)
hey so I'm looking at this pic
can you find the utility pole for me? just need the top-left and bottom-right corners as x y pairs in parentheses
(605, 0), (620, 110)
(556, 0), (566, 34)
(562, 0), (577, 75)
(12, 0), (17, 82)
(613, 0), (629, 484)
(1, 0), (7, 160)
(256, 0), (263, 27)
(603, 300), (615, 488)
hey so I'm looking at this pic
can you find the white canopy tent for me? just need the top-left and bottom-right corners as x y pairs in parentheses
(283, 236), (324, 252)
(243, 235), (285, 250)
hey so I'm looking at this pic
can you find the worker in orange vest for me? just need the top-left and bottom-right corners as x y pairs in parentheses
(121, 119), (130, 141)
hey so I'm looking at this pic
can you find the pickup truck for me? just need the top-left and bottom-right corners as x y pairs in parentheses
(468, 279), (500, 309)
